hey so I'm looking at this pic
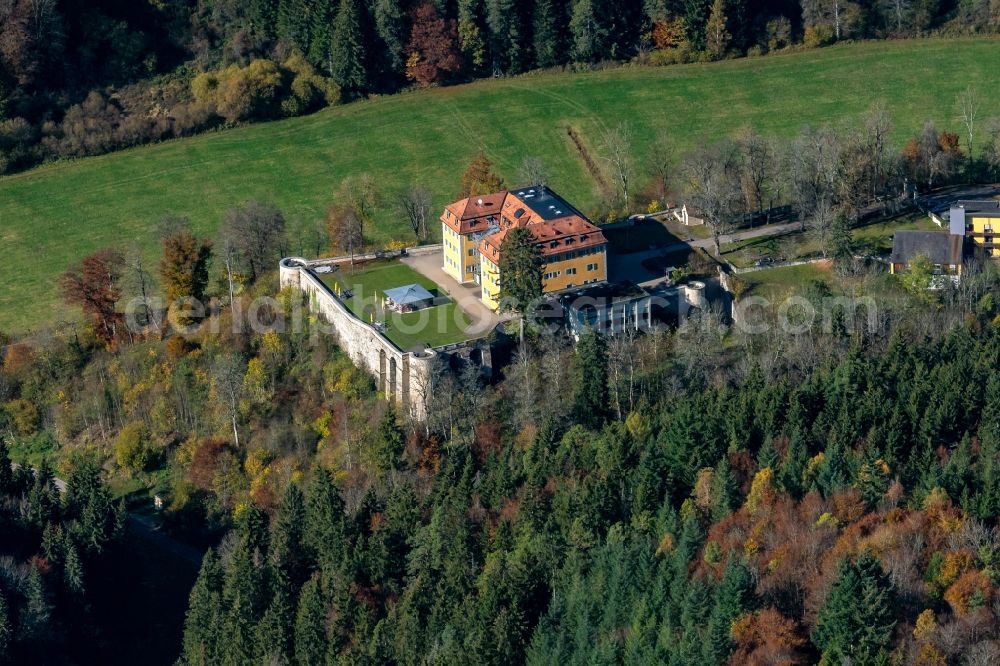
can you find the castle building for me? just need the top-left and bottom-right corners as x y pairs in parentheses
(441, 185), (608, 310)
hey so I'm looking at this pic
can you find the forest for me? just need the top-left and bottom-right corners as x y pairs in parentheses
(2, 0), (1000, 174)
(1, 177), (1000, 662)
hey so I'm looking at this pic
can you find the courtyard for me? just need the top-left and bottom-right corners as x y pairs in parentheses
(320, 260), (474, 351)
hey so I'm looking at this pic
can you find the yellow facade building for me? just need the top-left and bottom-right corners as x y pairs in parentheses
(442, 186), (608, 311)
(950, 200), (1000, 259)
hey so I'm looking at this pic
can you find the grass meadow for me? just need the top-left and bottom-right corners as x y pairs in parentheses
(2, 38), (1000, 333)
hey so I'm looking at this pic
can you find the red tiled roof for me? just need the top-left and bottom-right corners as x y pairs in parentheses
(441, 191), (509, 234)
(480, 215), (606, 260)
(442, 186), (607, 262)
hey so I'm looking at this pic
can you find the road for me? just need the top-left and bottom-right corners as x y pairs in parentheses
(918, 184), (1000, 214)
(14, 464), (203, 566)
(609, 220), (802, 284)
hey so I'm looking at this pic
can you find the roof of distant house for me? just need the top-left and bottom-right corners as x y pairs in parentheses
(891, 231), (963, 266)
(955, 200), (1000, 217)
(384, 283), (434, 306)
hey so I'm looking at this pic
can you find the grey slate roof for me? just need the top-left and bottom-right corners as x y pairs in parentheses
(891, 231), (963, 265)
(956, 200), (1000, 217)
(383, 284), (434, 306)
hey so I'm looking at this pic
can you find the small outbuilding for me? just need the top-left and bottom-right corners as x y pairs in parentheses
(383, 284), (435, 312)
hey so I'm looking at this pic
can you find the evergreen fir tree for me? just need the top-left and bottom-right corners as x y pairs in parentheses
(63, 541), (85, 598)
(778, 429), (809, 497)
(498, 226), (543, 316)
(703, 556), (755, 664)
(254, 592), (292, 664)
(709, 455), (739, 522)
(0, 440), (11, 496)
(457, 0), (488, 73)
(571, 328), (608, 429)
(533, 0), (565, 67)
(278, 0), (314, 55)
(330, 0), (368, 95)
(294, 574), (327, 666)
(372, 0), (408, 75)
(271, 482), (308, 598)
(180, 550), (223, 666)
(372, 407), (406, 476)
(20, 563), (50, 643)
(0, 591), (10, 663)
(813, 551), (896, 663)
(756, 436), (779, 470)
(305, 467), (348, 574)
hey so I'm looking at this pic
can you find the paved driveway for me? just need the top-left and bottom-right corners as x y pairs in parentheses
(401, 252), (509, 337)
(609, 220), (804, 283)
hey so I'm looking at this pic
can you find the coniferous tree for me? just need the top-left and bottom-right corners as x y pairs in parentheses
(330, 0), (367, 95)
(813, 551), (896, 662)
(372, 0), (408, 78)
(372, 407), (406, 476)
(63, 541), (85, 598)
(305, 468), (348, 573)
(684, 0), (712, 50)
(709, 455), (739, 521)
(254, 593), (293, 664)
(180, 550), (223, 666)
(0, 440), (11, 495)
(277, 0), (315, 55)
(457, 0), (488, 73)
(20, 563), (50, 643)
(571, 328), (608, 429)
(533, 0), (565, 67)
(459, 153), (504, 198)
(295, 573), (327, 666)
(271, 482), (308, 597)
(0, 591), (10, 663)
(498, 227), (542, 316)
(703, 556), (756, 663)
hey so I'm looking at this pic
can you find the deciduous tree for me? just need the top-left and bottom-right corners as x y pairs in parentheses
(160, 230), (212, 304)
(397, 185), (432, 241)
(61, 247), (124, 345)
(406, 3), (462, 87)
(459, 153), (504, 197)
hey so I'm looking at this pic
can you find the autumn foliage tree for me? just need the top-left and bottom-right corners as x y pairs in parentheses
(61, 248), (124, 345)
(405, 3), (462, 87)
(160, 230), (212, 304)
(325, 204), (364, 261)
(459, 152), (504, 198)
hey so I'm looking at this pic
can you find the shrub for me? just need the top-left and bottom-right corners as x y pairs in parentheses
(115, 422), (151, 474)
(5, 398), (39, 435)
(804, 25), (835, 48)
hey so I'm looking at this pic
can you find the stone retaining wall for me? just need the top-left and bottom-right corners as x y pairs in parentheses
(279, 258), (437, 421)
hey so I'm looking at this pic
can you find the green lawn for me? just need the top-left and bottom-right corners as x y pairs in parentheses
(3, 38), (1000, 333)
(743, 263), (835, 300)
(321, 261), (471, 350)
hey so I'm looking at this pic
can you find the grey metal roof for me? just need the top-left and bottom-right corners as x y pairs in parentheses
(511, 185), (583, 221)
(956, 200), (1000, 217)
(891, 231), (963, 265)
(383, 284), (434, 306)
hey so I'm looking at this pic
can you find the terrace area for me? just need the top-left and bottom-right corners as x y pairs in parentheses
(319, 260), (474, 351)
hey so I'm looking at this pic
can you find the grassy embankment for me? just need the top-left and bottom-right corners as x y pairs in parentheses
(3, 38), (1000, 333)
